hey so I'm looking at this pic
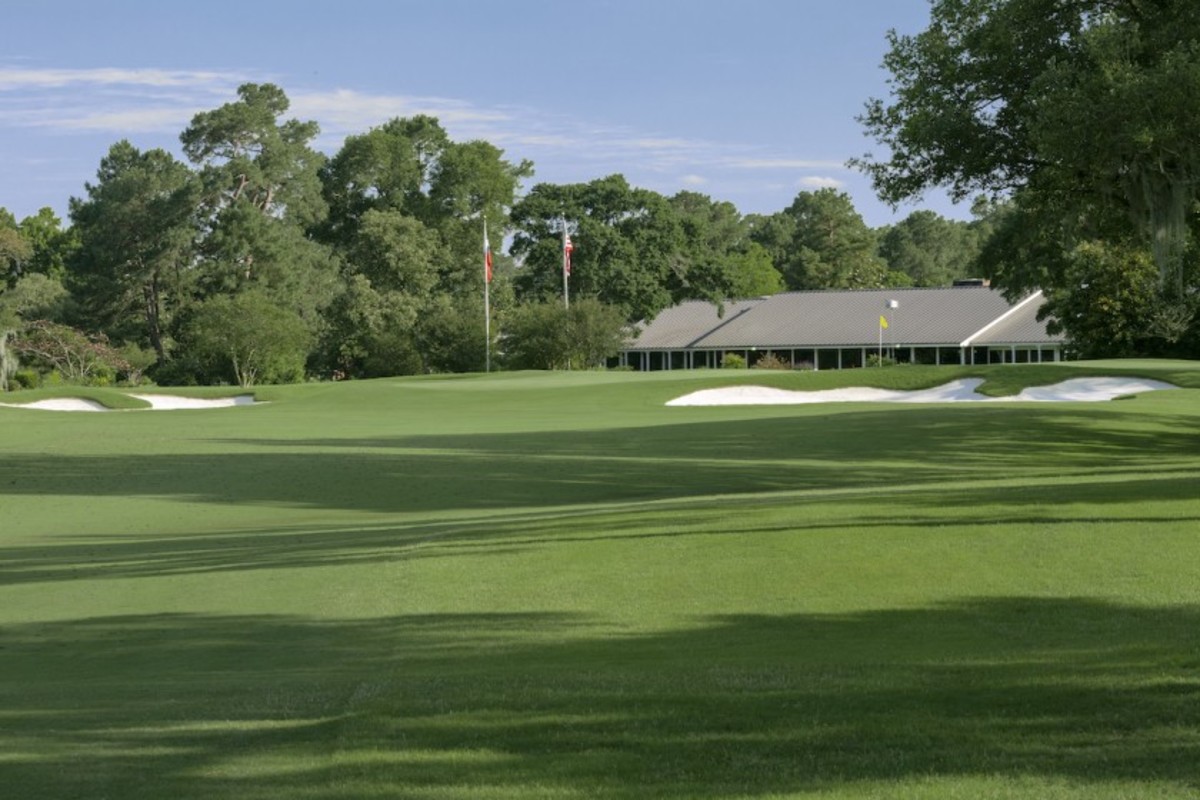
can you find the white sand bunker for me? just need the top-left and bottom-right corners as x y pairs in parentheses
(667, 377), (1177, 406)
(0, 394), (257, 412)
(129, 393), (257, 410)
(0, 397), (112, 412)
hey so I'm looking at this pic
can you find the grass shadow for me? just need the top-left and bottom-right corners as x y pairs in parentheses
(3, 598), (1199, 797)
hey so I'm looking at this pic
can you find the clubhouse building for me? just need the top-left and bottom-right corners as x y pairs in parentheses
(619, 285), (1066, 371)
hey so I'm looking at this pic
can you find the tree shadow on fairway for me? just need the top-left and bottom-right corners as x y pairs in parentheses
(4, 405), (1199, 518)
(3, 598), (1199, 799)
(227, 401), (1200, 466)
(3, 473), (1199, 587)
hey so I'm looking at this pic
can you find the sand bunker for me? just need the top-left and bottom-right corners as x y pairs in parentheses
(129, 394), (257, 410)
(0, 394), (257, 412)
(667, 377), (1177, 406)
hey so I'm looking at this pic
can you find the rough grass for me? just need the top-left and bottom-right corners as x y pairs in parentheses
(2, 362), (1199, 798)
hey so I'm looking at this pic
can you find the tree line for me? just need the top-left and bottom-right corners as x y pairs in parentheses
(4, 0), (1198, 388)
(0, 83), (989, 389)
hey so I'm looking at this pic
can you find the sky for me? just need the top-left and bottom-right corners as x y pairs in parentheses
(1, 0), (965, 230)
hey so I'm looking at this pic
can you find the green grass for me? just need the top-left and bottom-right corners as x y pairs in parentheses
(2, 362), (1199, 798)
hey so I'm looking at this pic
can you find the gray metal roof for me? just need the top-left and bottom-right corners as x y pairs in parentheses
(628, 298), (766, 350)
(970, 296), (1065, 344)
(626, 287), (1064, 351)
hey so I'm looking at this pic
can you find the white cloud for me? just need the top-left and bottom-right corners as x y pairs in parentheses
(31, 107), (200, 133)
(726, 157), (847, 170)
(290, 88), (512, 137)
(797, 176), (844, 189)
(0, 66), (251, 134)
(0, 67), (248, 91)
(681, 174), (708, 186)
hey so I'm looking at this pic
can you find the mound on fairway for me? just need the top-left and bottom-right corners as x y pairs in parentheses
(666, 376), (1177, 406)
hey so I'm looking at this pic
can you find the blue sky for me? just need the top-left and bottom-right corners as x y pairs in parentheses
(1, 0), (963, 229)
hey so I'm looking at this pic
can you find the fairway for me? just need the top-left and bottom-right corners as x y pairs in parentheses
(3, 363), (1200, 799)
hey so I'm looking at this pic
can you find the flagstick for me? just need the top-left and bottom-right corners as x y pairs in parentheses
(878, 318), (883, 365)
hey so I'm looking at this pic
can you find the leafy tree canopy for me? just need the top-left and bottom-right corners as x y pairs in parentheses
(321, 116), (531, 297)
(857, 0), (1200, 288)
(185, 291), (313, 386)
(510, 175), (682, 321)
(754, 189), (888, 290)
(68, 141), (198, 362)
(182, 83), (327, 228)
(503, 297), (629, 371)
(878, 210), (981, 287)
(1, 209), (33, 288)
(511, 177), (754, 321)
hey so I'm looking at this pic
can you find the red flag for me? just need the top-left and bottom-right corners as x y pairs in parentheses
(563, 234), (573, 276)
(483, 221), (493, 283)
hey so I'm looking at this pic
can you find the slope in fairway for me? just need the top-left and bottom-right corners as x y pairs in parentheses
(2, 364), (1199, 799)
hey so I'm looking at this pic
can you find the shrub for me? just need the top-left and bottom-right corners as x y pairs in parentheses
(116, 343), (157, 386)
(721, 353), (747, 369)
(752, 352), (791, 370)
(866, 354), (897, 367)
(11, 369), (40, 389)
(10, 320), (132, 385)
(503, 298), (629, 370)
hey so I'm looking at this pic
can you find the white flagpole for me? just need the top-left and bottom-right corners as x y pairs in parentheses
(483, 216), (491, 373)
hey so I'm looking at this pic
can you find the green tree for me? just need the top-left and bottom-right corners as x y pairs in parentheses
(728, 242), (785, 297)
(68, 141), (198, 363)
(182, 83), (326, 227)
(322, 116), (530, 302)
(2, 274), (69, 322)
(349, 210), (443, 297)
(18, 208), (78, 282)
(503, 297), (628, 370)
(669, 191), (782, 299)
(878, 210), (980, 286)
(318, 115), (529, 375)
(856, 0), (1200, 291)
(320, 115), (451, 240)
(1042, 241), (1164, 358)
(0, 320), (15, 391)
(317, 274), (423, 379)
(746, 212), (796, 271)
(315, 210), (446, 379)
(415, 293), (490, 374)
(1, 209), (33, 288)
(185, 291), (313, 386)
(0, 282), (19, 390)
(182, 83), (337, 325)
(511, 176), (711, 321)
(772, 189), (888, 290)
